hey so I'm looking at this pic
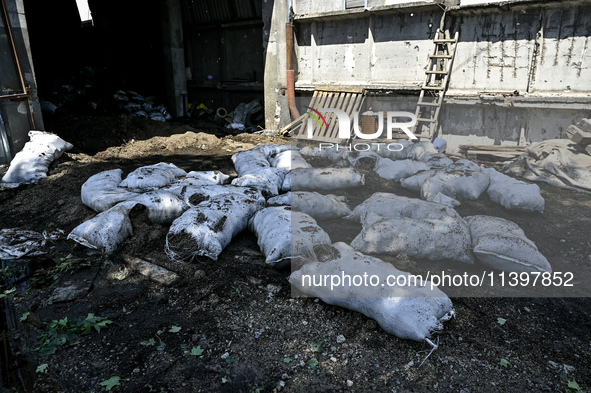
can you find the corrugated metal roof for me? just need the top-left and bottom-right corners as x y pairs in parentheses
(182, 0), (261, 26)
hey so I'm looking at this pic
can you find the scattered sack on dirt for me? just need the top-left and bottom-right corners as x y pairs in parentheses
(1, 131), (73, 187)
(347, 192), (461, 223)
(465, 215), (551, 273)
(421, 159), (490, 202)
(165, 193), (264, 262)
(67, 202), (136, 255)
(231, 168), (287, 196)
(374, 158), (430, 181)
(506, 139), (591, 193)
(120, 163), (187, 191)
(248, 206), (331, 268)
(289, 242), (455, 342)
(127, 190), (188, 224)
(351, 212), (474, 264)
(269, 150), (311, 170)
(484, 168), (545, 213)
(291, 168), (364, 191)
(81, 169), (141, 212)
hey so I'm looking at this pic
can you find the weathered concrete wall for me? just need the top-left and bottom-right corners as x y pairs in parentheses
(295, 9), (443, 88)
(263, 0), (290, 130)
(294, 2), (591, 93)
(284, 0), (591, 149)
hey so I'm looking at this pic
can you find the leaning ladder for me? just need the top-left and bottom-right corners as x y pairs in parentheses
(412, 30), (459, 140)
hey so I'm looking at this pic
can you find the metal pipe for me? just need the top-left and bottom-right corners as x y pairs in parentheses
(0, 0), (37, 130)
(286, 22), (300, 120)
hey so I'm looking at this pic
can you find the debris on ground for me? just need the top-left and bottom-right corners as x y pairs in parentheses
(507, 139), (591, 192)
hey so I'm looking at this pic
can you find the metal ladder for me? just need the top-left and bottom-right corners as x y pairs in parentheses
(412, 30), (459, 140)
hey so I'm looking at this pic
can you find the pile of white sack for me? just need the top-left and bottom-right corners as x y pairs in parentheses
(66, 143), (553, 345)
(301, 142), (545, 212)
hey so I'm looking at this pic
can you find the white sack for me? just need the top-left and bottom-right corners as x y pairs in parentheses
(291, 192), (351, 220)
(346, 151), (380, 169)
(465, 215), (551, 273)
(231, 149), (270, 176)
(269, 150), (311, 170)
(291, 168), (364, 191)
(351, 212), (474, 264)
(421, 153), (454, 169)
(185, 170), (230, 185)
(120, 163), (187, 191)
(127, 190), (188, 224)
(164, 184), (265, 207)
(374, 158), (430, 181)
(421, 159), (490, 201)
(430, 192), (460, 207)
(231, 168), (287, 196)
(248, 207), (331, 267)
(1, 131), (73, 186)
(267, 192), (291, 206)
(484, 168), (545, 213)
(281, 172), (291, 192)
(165, 193), (264, 262)
(405, 141), (439, 161)
(347, 192), (460, 223)
(400, 170), (437, 192)
(81, 169), (141, 212)
(232, 145), (296, 176)
(67, 202), (136, 255)
(255, 144), (297, 158)
(289, 242), (454, 342)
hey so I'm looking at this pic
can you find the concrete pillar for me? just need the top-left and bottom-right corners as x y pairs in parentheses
(0, 0), (44, 164)
(263, 0), (290, 131)
(161, 0), (188, 117)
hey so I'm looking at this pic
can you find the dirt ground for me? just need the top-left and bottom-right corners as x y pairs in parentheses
(1, 115), (590, 393)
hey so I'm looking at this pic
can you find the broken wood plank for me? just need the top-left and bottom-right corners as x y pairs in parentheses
(124, 255), (180, 286)
(566, 125), (591, 146)
(459, 144), (526, 152)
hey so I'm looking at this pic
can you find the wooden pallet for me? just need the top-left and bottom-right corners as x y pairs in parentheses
(281, 87), (366, 143)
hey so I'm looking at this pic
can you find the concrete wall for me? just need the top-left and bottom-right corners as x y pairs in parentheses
(295, 10), (443, 88)
(281, 0), (591, 150)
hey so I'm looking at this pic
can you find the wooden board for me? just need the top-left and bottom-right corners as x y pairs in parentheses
(459, 144), (526, 152)
(288, 87), (366, 143)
